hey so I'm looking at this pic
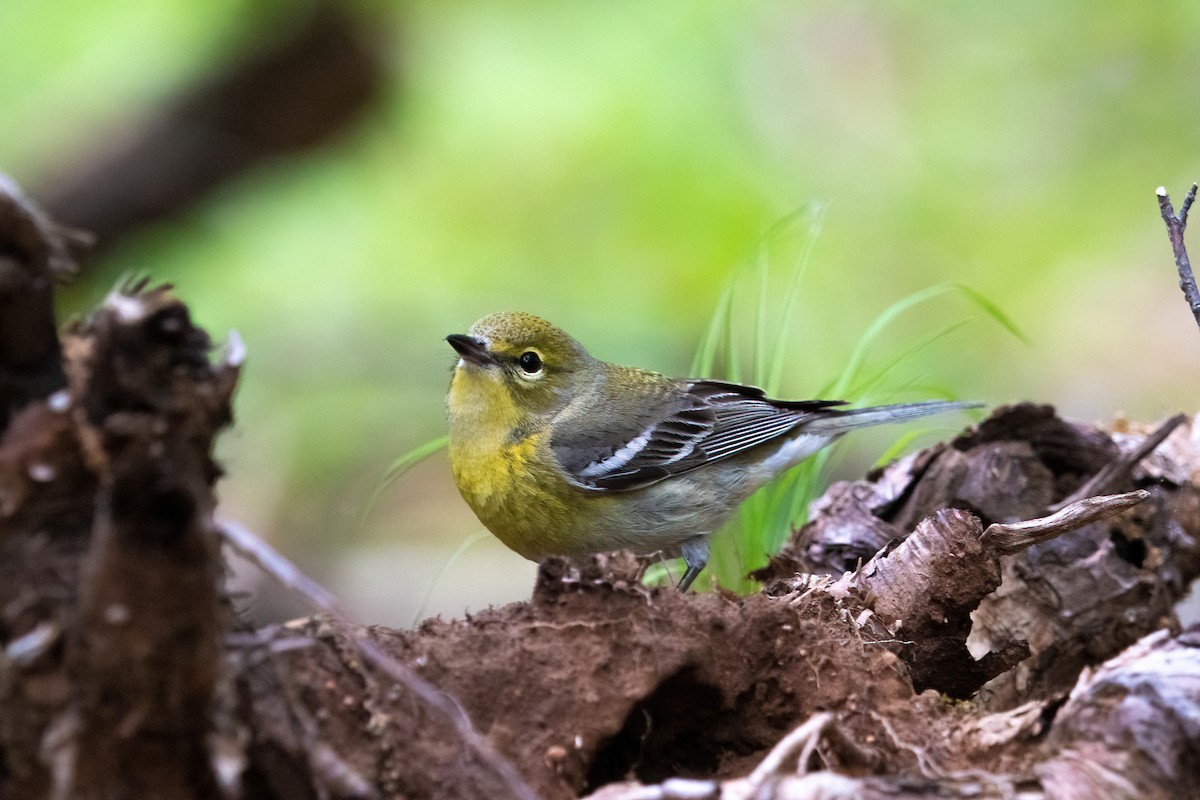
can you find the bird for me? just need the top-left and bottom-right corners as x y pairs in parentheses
(445, 311), (978, 591)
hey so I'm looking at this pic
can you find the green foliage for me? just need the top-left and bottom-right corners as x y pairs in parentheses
(678, 215), (1020, 594)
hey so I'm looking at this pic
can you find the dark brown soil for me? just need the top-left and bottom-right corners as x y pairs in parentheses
(326, 582), (914, 798)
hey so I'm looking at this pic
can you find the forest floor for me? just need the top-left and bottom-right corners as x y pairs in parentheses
(2, 177), (1199, 800)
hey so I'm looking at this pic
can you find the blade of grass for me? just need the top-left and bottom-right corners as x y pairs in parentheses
(701, 207), (830, 590)
(723, 291), (743, 384)
(380, 435), (450, 485)
(643, 559), (683, 588)
(953, 282), (1030, 344)
(410, 529), (491, 626)
(872, 428), (931, 468)
(766, 204), (825, 395)
(848, 319), (972, 399)
(827, 283), (958, 398)
(357, 435), (448, 535)
(707, 525), (744, 589)
(691, 279), (736, 376)
(778, 451), (829, 544)
(754, 245), (770, 385)
(826, 282), (1023, 399)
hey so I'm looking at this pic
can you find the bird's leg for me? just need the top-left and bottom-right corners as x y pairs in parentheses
(678, 564), (703, 592)
(678, 536), (710, 592)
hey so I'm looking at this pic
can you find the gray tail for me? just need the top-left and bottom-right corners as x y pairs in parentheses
(804, 400), (982, 435)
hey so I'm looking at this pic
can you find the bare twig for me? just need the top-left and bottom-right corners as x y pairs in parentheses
(1050, 413), (1186, 511)
(1157, 183), (1200, 333)
(217, 519), (540, 800)
(981, 491), (1149, 555)
(218, 518), (347, 615)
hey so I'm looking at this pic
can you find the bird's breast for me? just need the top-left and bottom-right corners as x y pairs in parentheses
(447, 398), (575, 560)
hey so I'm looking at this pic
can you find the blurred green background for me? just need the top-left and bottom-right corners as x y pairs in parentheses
(3, 0), (1198, 625)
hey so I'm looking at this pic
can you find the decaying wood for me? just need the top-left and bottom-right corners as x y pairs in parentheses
(58, 284), (240, 800)
(812, 490), (1150, 698)
(0, 175), (88, 429)
(984, 490), (1149, 553)
(586, 624), (1200, 800)
(1049, 413), (1184, 510)
(2, 173), (1199, 799)
(757, 401), (1200, 710)
(0, 180), (240, 799)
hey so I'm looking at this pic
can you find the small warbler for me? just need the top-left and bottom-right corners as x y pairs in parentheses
(446, 312), (978, 591)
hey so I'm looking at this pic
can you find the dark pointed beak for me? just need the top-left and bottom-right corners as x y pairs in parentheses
(446, 334), (494, 367)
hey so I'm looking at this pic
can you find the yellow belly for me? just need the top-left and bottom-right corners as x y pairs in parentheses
(449, 428), (578, 560)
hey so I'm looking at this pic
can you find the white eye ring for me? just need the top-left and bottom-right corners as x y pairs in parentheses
(516, 350), (544, 379)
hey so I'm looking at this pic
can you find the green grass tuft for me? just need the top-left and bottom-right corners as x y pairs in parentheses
(684, 213), (1018, 593)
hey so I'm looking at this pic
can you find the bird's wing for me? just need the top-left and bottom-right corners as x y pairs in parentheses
(551, 380), (845, 491)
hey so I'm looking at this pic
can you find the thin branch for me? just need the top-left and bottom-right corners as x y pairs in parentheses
(217, 519), (540, 800)
(1183, 184), (1198, 222)
(218, 518), (347, 615)
(981, 491), (1149, 555)
(1157, 183), (1200, 333)
(1050, 413), (1186, 511)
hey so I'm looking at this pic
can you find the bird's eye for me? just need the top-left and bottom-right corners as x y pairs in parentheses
(518, 351), (543, 374)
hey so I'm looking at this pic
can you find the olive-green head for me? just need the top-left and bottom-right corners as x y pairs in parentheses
(446, 312), (598, 418)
